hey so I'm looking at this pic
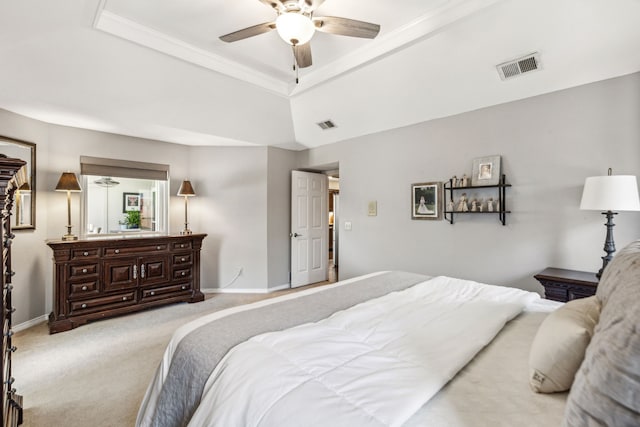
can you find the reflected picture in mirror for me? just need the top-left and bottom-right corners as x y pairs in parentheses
(0, 136), (36, 230)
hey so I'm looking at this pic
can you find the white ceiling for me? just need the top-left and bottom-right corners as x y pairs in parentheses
(1, 0), (639, 150)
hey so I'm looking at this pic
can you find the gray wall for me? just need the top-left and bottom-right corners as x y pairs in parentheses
(298, 72), (640, 292)
(188, 146), (270, 291)
(1, 71), (639, 326)
(267, 147), (298, 289)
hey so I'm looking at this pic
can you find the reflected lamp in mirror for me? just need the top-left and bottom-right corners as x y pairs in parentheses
(177, 180), (195, 235)
(580, 168), (640, 278)
(55, 172), (82, 241)
(15, 180), (31, 228)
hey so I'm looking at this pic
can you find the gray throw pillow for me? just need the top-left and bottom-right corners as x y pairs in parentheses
(563, 240), (640, 426)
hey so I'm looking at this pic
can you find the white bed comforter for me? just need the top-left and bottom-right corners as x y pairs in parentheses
(187, 276), (539, 427)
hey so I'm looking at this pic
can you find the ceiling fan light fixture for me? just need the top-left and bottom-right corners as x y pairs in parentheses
(275, 12), (315, 45)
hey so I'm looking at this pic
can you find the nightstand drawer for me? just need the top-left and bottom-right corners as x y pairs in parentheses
(534, 267), (598, 303)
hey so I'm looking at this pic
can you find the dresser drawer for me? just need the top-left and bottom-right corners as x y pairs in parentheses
(173, 254), (192, 265)
(172, 241), (192, 251)
(69, 263), (99, 279)
(141, 282), (192, 301)
(173, 267), (192, 280)
(104, 244), (168, 256)
(68, 280), (100, 299)
(70, 248), (100, 260)
(68, 291), (137, 315)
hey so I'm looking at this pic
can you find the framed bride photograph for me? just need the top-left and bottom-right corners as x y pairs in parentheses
(411, 182), (442, 220)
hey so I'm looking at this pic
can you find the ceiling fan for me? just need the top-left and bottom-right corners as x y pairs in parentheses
(219, 0), (380, 72)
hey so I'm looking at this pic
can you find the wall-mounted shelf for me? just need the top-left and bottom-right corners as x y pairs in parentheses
(443, 174), (511, 225)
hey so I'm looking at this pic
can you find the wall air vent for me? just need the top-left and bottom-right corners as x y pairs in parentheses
(317, 120), (336, 130)
(497, 52), (541, 80)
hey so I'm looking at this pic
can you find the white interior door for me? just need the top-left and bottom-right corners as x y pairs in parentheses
(291, 171), (328, 288)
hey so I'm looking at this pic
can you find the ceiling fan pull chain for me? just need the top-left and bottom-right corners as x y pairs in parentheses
(293, 46), (299, 84)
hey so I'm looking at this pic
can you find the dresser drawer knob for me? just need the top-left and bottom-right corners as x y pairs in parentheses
(180, 244), (185, 248)
(122, 296), (127, 301)
(83, 251), (89, 256)
(82, 268), (88, 274)
(81, 285), (88, 291)
(114, 249), (120, 254)
(157, 246), (162, 250)
(181, 272), (186, 276)
(150, 291), (155, 296)
(181, 257), (186, 262)
(81, 303), (87, 309)
(181, 285), (186, 290)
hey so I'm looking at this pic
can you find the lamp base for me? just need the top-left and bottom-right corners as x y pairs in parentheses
(595, 210), (617, 280)
(180, 229), (193, 235)
(62, 234), (78, 241)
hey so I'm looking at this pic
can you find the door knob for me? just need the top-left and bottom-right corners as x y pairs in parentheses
(291, 232), (302, 238)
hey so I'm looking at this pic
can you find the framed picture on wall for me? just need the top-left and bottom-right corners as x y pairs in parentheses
(123, 192), (142, 212)
(472, 155), (501, 186)
(411, 182), (442, 220)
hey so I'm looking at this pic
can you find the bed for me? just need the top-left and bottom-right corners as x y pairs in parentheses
(137, 241), (640, 427)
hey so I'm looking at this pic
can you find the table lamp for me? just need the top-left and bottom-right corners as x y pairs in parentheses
(580, 168), (640, 278)
(177, 180), (195, 235)
(55, 172), (82, 241)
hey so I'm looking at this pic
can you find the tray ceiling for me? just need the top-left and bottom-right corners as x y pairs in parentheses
(0, 0), (639, 149)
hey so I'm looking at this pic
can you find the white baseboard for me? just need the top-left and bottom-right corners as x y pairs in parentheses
(203, 283), (291, 294)
(14, 314), (48, 332)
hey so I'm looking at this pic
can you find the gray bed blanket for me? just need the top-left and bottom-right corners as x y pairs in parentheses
(149, 271), (429, 427)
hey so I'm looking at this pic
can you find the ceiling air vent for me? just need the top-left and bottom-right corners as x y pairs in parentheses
(317, 120), (336, 130)
(497, 52), (541, 80)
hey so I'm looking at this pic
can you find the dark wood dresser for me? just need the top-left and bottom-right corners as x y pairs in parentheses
(47, 234), (206, 334)
(534, 267), (598, 302)
(1, 157), (26, 426)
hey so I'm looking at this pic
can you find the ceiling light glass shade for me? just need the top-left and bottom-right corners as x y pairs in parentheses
(275, 13), (315, 45)
(580, 175), (640, 211)
(94, 176), (120, 187)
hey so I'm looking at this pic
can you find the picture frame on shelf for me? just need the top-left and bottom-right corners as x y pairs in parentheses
(123, 192), (142, 212)
(472, 155), (501, 186)
(411, 182), (442, 220)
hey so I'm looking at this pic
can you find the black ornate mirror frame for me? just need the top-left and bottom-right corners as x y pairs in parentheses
(0, 135), (36, 230)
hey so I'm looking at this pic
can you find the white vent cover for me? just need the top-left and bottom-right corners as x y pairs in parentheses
(497, 52), (541, 80)
(317, 120), (336, 130)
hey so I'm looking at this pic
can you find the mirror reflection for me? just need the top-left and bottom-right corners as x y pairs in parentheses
(83, 175), (167, 236)
(0, 136), (36, 230)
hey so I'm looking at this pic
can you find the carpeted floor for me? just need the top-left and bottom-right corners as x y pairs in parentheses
(13, 289), (317, 427)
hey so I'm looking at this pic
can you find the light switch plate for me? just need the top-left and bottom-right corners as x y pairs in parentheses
(344, 221), (352, 230)
(368, 201), (377, 216)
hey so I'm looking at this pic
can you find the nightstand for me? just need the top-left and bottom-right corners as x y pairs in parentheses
(534, 267), (598, 302)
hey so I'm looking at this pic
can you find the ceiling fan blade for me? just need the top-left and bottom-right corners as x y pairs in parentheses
(258, 0), (285, 13)
(313, 16), (380, 39)
(219, 22), (276, 43)
(303, 0), (326, 11)
(293, 42), (312, 68)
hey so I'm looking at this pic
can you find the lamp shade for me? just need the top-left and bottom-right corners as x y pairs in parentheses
(276, 12), (315, 45)
(580, 175), (640, 211)
(177, 180), (195, 197)
(55, 172), (82, 192)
